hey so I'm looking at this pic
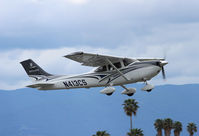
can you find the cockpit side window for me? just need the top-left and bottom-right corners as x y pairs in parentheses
(107, 62), (122, 71)
(113, 62), (122, 69)
(95, 61), (123, 72)
(108, 65), (114, 71)
(95, 65), (107, 72)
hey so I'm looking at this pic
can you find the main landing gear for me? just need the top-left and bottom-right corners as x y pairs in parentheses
(101, 82), (154, 96)
(141, 82), (154, 92)
(121, 85), (136, 96)
(100, 86), (116, 96)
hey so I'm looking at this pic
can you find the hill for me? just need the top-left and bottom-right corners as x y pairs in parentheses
(0, 84), (199, 136)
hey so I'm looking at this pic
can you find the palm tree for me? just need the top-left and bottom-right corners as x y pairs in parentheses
(122, 99), (139, 130)
(173, 121), (182, 136)
(127, 128), (144, 136)
(92, 131), (110, 136)
(154, 119), (164, 136)
(187, 123), (197, 136)
(163, 118), (173, 136)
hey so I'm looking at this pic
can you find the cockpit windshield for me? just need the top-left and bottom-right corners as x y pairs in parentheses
(123, 58), (133, 66)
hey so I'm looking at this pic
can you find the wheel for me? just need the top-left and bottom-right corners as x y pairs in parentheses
(106, 93), (113, 96)
(127, 93), (134, 96)
(146, 89), (152, 92)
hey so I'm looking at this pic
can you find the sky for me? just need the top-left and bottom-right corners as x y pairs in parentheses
(0, 0), (199, 90)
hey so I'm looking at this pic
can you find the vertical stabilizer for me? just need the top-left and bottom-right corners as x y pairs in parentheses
(20, 59), (52, 81)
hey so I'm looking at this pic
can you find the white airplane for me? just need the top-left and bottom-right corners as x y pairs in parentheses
(20, 52), (168, 96)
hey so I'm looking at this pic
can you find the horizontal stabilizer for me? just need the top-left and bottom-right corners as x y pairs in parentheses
(26, 83), (54, 88)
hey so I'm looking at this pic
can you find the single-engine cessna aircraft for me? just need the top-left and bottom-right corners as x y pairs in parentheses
(20, 52), (168, 96)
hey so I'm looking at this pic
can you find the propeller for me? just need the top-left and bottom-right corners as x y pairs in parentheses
(162, 66), (166, 80)
(159, 49), (168, 80)
(158, 60), (168, 80)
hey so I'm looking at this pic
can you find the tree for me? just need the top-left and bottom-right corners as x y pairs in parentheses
(122, 99), (139, 130)
(92, 131), (110, 136)
(127, 128), (144, 136)
(154, 119), (164, 136)
(163, 118), (173, 136)
(187, 123), (197, 136)
(173, 121), (182, 136)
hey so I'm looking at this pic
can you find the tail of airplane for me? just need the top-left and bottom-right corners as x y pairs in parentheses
(20, 59), (52, 81)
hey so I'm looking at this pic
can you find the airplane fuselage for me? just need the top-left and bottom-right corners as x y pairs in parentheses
(35, 61), (161, 90)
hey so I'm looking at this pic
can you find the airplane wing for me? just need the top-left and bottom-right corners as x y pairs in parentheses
(64, 52), (135, 67)
(64, 52), (165, 67)
(26, 83), (54, 88)
(137, 58), (165, 61)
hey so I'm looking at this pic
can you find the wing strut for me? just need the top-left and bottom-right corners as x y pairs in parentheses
(120, 84), (130, 91)
(105, 58), (129, 81)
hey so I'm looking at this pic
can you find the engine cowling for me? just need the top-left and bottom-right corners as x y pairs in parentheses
(121, 88), (136, 96)
(100, 87), (115, 96)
